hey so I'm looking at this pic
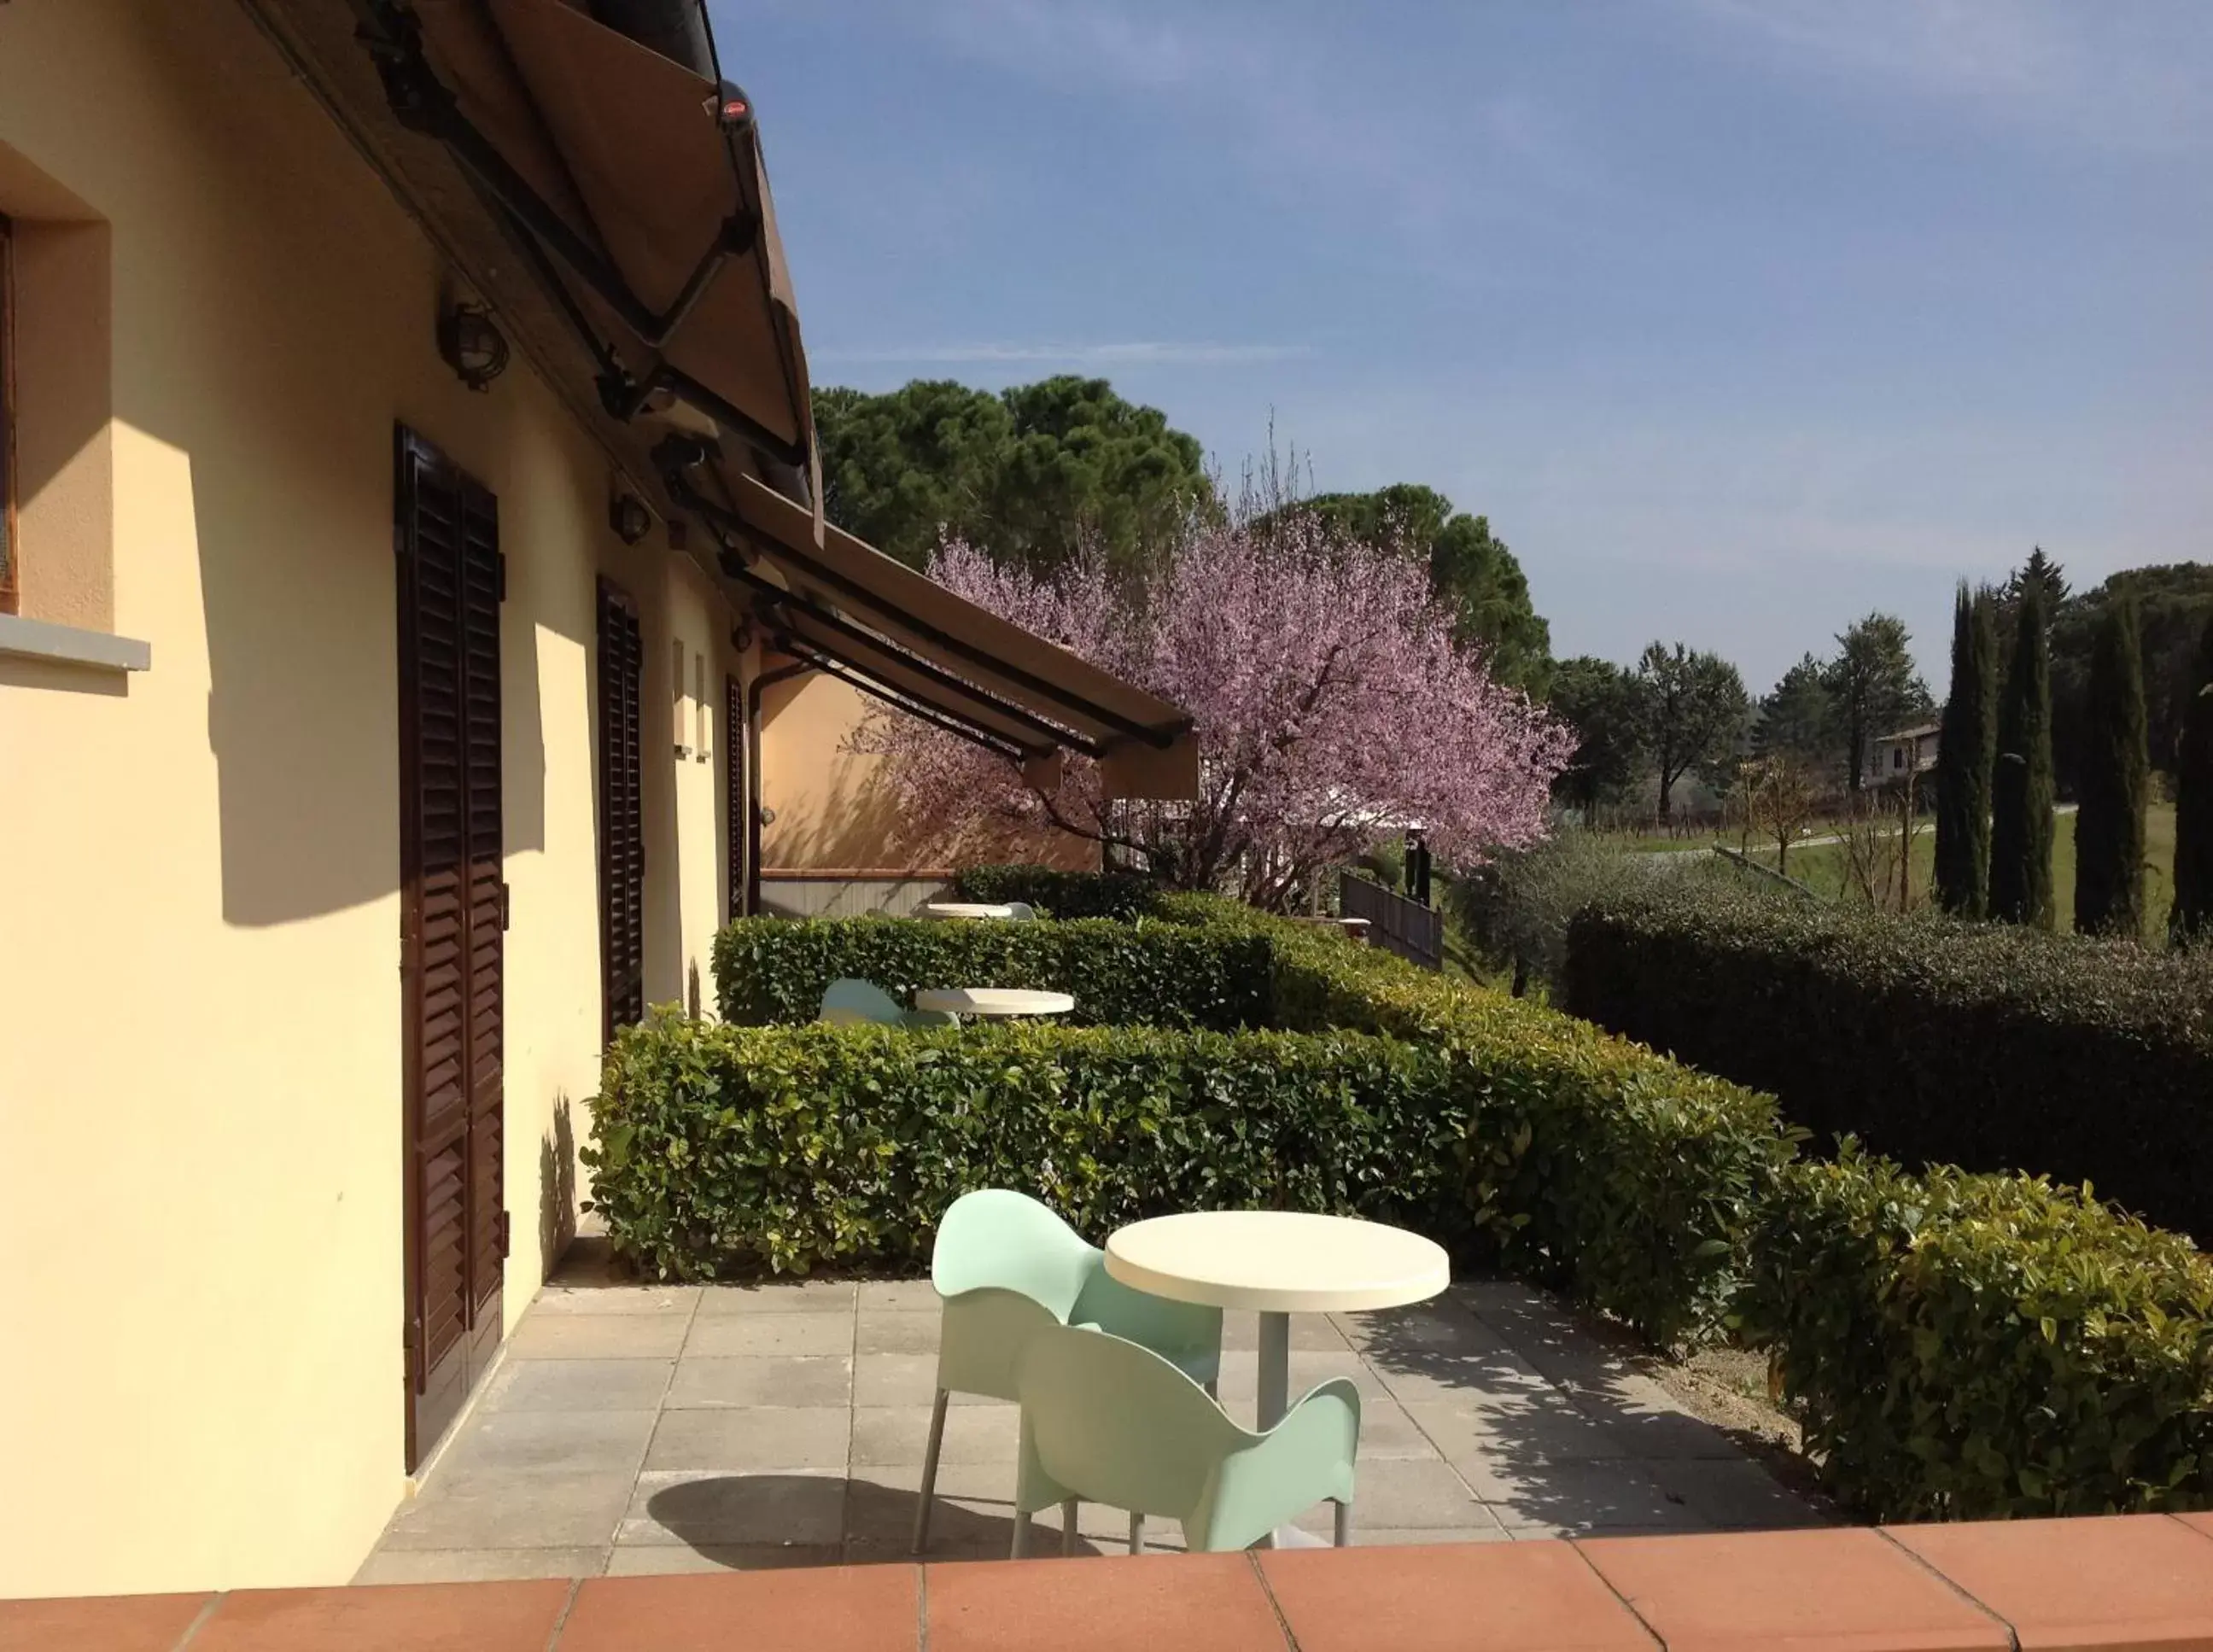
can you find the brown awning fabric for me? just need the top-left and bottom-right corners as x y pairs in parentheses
(394, 0), (814, 488)
(721, 475), (1200, 802)
(342, 0), (1194, 799)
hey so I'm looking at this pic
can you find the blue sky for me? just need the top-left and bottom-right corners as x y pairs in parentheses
(716, 0), (2213, 692)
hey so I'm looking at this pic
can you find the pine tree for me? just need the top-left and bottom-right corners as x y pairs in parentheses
(1933, 584), (1998, 916)
(1990, 580), (2055, 928)
(2172, 614), (2213, 946)
(2074, 593), (2147, 937)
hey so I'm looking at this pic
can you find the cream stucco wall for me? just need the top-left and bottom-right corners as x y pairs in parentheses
(0, 0), (741, 1597)
(756, 670), (913, 869)
(757, 670), (1099, 874)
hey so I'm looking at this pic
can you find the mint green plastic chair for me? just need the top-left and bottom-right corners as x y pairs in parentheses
(1011, 1322), (1360, 1556)
(912, 1189), (1223, 1554)
(1003, 901), (1039, 921)
(818, 978), (956, 1030)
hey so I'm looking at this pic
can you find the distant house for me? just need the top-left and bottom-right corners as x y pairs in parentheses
(1871, 722), (1941, 781)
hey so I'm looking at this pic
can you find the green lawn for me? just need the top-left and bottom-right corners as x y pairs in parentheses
(1741, 803), (2178, 943)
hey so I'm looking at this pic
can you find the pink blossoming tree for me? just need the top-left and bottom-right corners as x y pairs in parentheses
(854, 511), (1574, 908)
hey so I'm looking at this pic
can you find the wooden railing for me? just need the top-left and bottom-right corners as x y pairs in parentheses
(1339, 873), (1444, 971)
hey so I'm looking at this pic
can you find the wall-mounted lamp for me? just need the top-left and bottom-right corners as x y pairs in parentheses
(610, 492), (651, 545)
(711, 81), (755, 133)
(436, 299), (509, 393)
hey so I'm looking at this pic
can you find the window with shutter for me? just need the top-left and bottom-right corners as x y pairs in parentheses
(395, 427), (505, 1471)
(1, 215), (17, 616)
(598, 581), (645, 1037)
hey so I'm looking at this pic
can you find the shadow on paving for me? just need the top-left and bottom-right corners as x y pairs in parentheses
(646, 1474), (1118, 1567)
(1345, 1284), (1830, 1536)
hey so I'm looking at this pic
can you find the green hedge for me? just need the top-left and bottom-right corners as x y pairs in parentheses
(586, 1015), (1476, 1280)
(1172, 894), (1794, 1340)
(670, 892), (1790, 1346)
(711, 914), (1273, 1030)
(951, 864), (1161, 920)
(1562, 882), (2213, 1242)
(597, 890), (2213, 1515)
(1742, 1149), (2213, 1519)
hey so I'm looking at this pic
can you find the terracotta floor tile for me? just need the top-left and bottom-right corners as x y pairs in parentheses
(1889, 1515), (2213, 1650)
(1260, 1542), (1656, 1652)
(2175, 1512), (2213, 1544)
(1577, 1527), (2010, 1652)
(0, 1592), (213, 1652)
(926, 1553), (1286, 1652)
(193, 1581), (571, 1652)
(558, 1567), (918, 1650)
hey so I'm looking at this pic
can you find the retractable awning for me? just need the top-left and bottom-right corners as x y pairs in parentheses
(672, 458), (1200, 802)
(357, 0), (815, 487)
(339, 0), (1196, 799)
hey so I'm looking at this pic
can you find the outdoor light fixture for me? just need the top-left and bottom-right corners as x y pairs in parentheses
(711, 82), (754, 131)
(610, 491), (651, 545)
(436, 299), (509, 392)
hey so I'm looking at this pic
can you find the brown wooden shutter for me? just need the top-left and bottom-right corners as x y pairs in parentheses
(395, 428), (506, 1471)
(598, 580), (645, 1038)
(726, 673), (745, 923)
(1, 215), (18, 616)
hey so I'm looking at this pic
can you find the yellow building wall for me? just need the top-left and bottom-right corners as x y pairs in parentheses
(0, 0), (739, 1597)
(756, 671), (914, 869)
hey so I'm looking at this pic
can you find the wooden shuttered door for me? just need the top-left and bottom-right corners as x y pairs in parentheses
(395, 428), (507, 1472)
(598, 581), (645, 1038)
(726, 674), (745, 922)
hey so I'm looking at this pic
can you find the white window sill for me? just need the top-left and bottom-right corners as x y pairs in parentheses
(0, 612), (152, 672)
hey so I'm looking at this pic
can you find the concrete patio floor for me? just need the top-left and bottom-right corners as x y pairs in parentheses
(359, 1246), (1825, 1583)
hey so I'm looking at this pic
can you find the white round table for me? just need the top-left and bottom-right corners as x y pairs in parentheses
(912, 987), (1075, 1019)
(921, 902), (1017, 920)
(1105, 1211), (1450, 1430)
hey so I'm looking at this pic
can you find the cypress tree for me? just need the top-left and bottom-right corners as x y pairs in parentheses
(1990, 580), (2055, 928)
(2172, 614), (2213, 945)
(1933, 583), (1997, 916)
(2074, 593), (2147, 937)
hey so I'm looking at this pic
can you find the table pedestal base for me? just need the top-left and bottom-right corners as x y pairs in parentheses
(1255, 1311), (1300, 1550)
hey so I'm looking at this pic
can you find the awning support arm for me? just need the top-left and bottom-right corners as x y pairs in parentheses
(774, 641), (1040, 765)
(728, 568), (1103, 756)
(658, 442), (1188, 750)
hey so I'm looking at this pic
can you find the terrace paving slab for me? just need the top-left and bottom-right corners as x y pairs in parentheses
(698, 1279), (858, 1314)
(684, 1311), (854, 1358)
(665, 1354), (853, 1410)
(357, 1259), (1819, 1581)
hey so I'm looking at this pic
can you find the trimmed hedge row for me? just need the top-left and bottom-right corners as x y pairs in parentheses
(676, 891), (1790, 1346)
(1743, 1149), (2213, 1519)
(711, 914), (1272, 1030)
(586, 1016), (1477, 1281)
(1160, 894), (1793, 1342)
(1561, 881), (2213, 1241)
(587, 891), (2213, 1515)
(950, 863), (1161, 920)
